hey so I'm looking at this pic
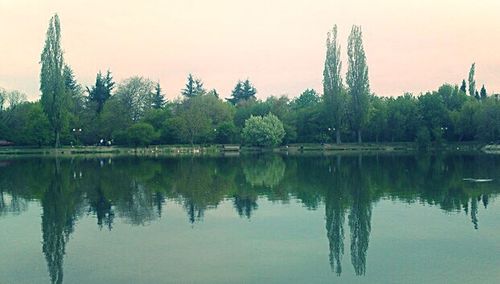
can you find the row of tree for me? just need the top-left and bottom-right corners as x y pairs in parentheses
(1, 15), (499, 147)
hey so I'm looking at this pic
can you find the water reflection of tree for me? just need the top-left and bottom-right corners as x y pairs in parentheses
(1, 154), (499, 280)
(41, 159), (82, 284)
(242, 155), (286, 189)
(347, 157), (371, 276)
(324, 156), (347, 276)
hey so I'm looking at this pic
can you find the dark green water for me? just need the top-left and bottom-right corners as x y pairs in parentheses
(0, 154), (499, 284)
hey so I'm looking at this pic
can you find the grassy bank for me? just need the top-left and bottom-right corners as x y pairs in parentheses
(0, 142), (492, 157)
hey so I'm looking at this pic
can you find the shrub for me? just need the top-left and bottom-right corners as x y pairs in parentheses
(126, 123), (157, 148)
(241, 113), (285, 147)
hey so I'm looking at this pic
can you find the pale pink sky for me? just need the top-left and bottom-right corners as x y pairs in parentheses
(1, 0), (499, 101)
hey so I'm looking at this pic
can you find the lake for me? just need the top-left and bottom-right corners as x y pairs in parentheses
(0, 153), (499, 283)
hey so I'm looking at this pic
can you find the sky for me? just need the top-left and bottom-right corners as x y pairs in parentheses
(1, 0), (500, 101)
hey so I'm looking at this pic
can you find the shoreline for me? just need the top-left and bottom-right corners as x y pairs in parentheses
(0, 142), (493, 157)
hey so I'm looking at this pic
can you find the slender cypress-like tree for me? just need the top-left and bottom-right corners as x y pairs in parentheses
(40, 14), (67, 148)
(346, 25), (370, 143)
(323, 25), (345, 144)
(468, 63), (476, 97)
(460, 79), (467, 94)
(480, 85), (487, 99)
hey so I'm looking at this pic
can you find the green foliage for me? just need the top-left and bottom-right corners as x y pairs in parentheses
(152, 82), (166, 109)
(366, 95), (387, 142)
(480, 85), (487, 100)
(233, 99), (270, 128)
(166, 94), (233, 145)
(228, 79), (257, 105)
(292, 89), (320, 109)
(114, 76), (155, 122)
(323, 25), (346, 143)
(40, 14), (69, 147)
(5, 20), (500, 147)
(0, 102), (51, 146)
(87, 70), (115, 114)
(241, 114), (285, 147)
(215, 122), (237, 144)
(181, 74), (205, 98)
(468, 63), (476, 97)
(417, 92), (447, 141)
(126, 123), (157, 148)
(242, 155), (286, 188)
(460, 80), (467, 94)
(347, 25), (370, 143)
(416, 127), (431, 150)
(386, 94), (419, 141)
(476, 97), (500, 142)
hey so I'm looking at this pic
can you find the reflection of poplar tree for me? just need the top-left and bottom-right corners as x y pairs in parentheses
(41, 159), (79, 284)
(325, 184), (345, 275)
(348, 159), (372, 276)
(470, 196), (478, 230)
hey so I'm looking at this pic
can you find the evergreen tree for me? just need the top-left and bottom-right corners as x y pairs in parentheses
(468, 63), (476, 97)
(87, 70), (115, 114)
(480, 85), (487, 99)
(40, 14), (68, 148)
(228, 81), (243, 105)
(63, 65), (80, 95)
(346, 25), (370, 143)
(181, 74), (205, 98)
(323, 25), (345, 144)
(460, 79), (467, 94)
(228, 79), (257, 105)
(152, 82), (166, 109)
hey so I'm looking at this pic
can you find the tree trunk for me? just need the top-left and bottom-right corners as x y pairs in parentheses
(55, 130), (60, 148)
(357, 130), (362, 144)
(335, 129), (341, 144)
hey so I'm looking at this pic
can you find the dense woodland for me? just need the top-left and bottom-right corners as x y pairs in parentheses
(1, 15), (499, 148)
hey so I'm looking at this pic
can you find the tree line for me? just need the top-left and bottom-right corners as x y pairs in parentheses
(1, 15), (499, 148)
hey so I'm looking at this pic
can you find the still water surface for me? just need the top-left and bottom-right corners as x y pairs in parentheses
(0, 154), (499, 283)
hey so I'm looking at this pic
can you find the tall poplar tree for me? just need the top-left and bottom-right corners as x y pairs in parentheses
(346, 25), (370, 143)
(468, 63), (476, 97)
(40, 14), (67, 148)
(323, 25), (345, 144)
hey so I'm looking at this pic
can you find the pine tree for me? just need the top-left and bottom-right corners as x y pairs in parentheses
(181, 74), (205, 98)
(40, 14), (68, 148)
(323, 25), (345, 144)
(346, 25), (370, 143)
(152, 82), (165, 109)
(228, 79), (256, 105)
(87, 70), (115, 114)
